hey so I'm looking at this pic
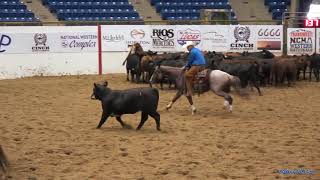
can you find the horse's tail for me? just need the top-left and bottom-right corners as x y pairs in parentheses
(230, 76), (248, 97)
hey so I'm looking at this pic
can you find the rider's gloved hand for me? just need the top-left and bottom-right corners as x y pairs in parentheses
(182, 66), (188, 71)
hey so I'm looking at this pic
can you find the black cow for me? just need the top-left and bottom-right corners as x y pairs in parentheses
(242, 50), (275, 59)
(309, 53), (320, 81)
(126, 54), (142, 83)
(91, 81), (161, 131)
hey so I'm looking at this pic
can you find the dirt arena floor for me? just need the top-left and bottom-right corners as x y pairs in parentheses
(0, 74), (319, 180)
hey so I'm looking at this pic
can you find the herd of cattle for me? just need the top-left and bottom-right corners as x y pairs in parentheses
(124, 46), (320, 95)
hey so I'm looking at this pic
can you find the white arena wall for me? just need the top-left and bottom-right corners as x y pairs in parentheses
(102, 52), (128, 74)
(0, 52), (128, 79)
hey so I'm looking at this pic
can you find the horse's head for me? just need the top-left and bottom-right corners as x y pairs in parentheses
(133, 43), (144, 55)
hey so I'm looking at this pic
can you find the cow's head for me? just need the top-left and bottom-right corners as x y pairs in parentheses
(91, 81), (109, 100)
(261, 49), (275, 58)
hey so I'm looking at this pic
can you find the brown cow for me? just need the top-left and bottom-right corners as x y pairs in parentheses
(140, 54), (156, 82)
(271, 56), (298, 86)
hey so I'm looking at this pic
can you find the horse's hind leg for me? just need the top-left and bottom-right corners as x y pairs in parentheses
(149, 111), (161, 131)
(136, 112), (148, 130)
(214, 90), (233, 112)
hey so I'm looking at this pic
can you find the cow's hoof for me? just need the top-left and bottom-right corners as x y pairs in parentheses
(123, 124), (133, 129)
(157, 128), (161, 131)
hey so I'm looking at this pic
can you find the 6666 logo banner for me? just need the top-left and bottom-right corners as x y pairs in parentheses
(256, 25), (283, 53)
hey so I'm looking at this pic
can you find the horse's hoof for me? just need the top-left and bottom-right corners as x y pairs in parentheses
(166, 103), (172, 110)
(192, 109), (197, 115)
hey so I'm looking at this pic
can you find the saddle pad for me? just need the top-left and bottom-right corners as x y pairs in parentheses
(196, 69), (208, 78)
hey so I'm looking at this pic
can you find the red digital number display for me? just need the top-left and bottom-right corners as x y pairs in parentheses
(304, 19), (320, 27)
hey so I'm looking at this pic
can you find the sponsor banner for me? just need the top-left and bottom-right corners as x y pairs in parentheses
(149, 25), (177, 51)
(287, 28), (315, 55)
(59, 33), (97, 52)
(0, 26), (98, 54)
(175, 25), (201, 51)
(0, 32), (55, 54)
(317, 28), (320, 54)
(101, 25), (152, 51)
(229, 25), (257, 52)
(0, 34), (13, 53)
(256, 25), (283, 53)
(200, 25), (230, 52)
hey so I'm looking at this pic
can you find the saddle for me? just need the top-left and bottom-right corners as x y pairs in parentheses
(193, 69), (212, 95)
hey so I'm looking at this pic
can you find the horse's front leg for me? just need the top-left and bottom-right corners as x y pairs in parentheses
(166, 90), (183, 110)
(186, 95), (196, 115)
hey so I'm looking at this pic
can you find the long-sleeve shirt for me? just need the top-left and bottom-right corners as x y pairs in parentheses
(185, 47), (206, 67)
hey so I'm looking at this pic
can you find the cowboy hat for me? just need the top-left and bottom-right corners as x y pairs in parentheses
(182, 41), (194, 49)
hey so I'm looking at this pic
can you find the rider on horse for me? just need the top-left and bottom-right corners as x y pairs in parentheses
(182, 41), (206, 97)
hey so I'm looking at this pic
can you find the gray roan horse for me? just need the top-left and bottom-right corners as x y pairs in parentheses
(149, 65), (244, 115)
